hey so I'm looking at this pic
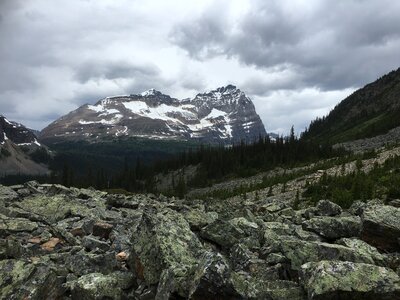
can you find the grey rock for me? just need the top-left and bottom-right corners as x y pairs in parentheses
(315, 200), (342, 216)
(300, 260), (400, 300)
(303, 216), (362, 240)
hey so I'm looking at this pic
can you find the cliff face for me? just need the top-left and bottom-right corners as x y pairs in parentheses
(40, 85), (267, 144)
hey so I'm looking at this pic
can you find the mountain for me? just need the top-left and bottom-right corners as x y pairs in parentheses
(40, 85), (267, 144)
(302, 68), (400, 144)
(0, 115), (49, 176)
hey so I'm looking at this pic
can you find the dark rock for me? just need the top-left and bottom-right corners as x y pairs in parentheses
(92, 221), (113, 239)
(0, 259), (65, 299)
(302, 216), (362, 240)
(315, 200), (342, 216)
(82, 235), (110, 252)
(361, 205), (400, 252)
(200, 217), (261, 249)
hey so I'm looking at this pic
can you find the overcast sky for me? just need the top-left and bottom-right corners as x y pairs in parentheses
(1, 0), (399, 133)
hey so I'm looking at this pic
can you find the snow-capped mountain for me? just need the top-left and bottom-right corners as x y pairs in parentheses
(40, 85), (267, 144)
(0, 115), (49, 176)
(0, 115), (41, 146)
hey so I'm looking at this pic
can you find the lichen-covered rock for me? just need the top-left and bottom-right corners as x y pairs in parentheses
(65, 249), (118, 276)
(201, 217), (261, 249)
(70, 272), (135, 300)
(0, 259), (64, 299)
(361, 205), (400, 252)
(300, 260), (400, 300)
(336, 238), (387, 266)
(279, 239), (379, 271)
(303, 216), (361, 240)
(230, 272), (305, 300)
(0, 213), (38, 236)
(0, 239), (23, 259)
(182, 208), (218, 231)
(315, 200), (342, 216)
(0, 185), (18, 201)
(186, 251), (240, 299)
(131, 207), (204, 297)
(16, 195), (89, 223)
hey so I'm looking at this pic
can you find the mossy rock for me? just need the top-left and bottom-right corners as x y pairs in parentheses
(300, 260), (400, 299)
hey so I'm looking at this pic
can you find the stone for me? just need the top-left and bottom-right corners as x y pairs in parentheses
(302, 216), (362, 240)
(0, 213), (39, 236)
(361, 205), (400, 251)
(0, 185), (19, 201)
(130, 207), (203, 297)
(16, 194), (89, 223)
(82, 235), (110, 252)
(182, 208), (218, 230)
(300, 260), (400, 300)
(70, 272), (135, 300)
(93, 221), (113, 239)
(41, 237), (62, 251)
(279, 239), (380, 271)
(200, 217), (261, 249)
(116, 251), (128, 262)
(230, 271), (305, 300)
(315, 199), (342, 216)
(0, 238), (23, 259)
(0, 259), (64, 299)
(336, 238), (387, 266)
(65, 249), (117, 276)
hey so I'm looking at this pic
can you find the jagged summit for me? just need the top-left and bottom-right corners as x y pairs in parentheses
(40, 86), (267, 144)
(0, 115), (40, 146)
(140, 88), (164, 97)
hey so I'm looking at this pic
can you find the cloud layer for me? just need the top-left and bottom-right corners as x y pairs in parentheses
(1, 0), (399, 133)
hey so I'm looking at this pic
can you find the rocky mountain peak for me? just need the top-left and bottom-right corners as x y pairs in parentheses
(0, 115), (39, 146)
(140, 88), (163, 97)
(40, 86), (267, 144)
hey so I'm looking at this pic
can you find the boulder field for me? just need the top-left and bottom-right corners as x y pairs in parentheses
(1, 182), (400, 299)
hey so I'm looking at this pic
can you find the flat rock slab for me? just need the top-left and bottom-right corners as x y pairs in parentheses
(300, 260), (400, 300)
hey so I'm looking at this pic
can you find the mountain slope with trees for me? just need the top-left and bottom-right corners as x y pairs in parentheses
(302, 68), (400, 144)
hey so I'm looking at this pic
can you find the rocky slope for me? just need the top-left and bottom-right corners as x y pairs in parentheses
(40, 85), (267, 144)
(0, 116), (49, 176)
(1, 180), (400, 299)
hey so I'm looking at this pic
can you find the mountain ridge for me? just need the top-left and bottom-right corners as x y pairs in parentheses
(40, 85), (267, 144)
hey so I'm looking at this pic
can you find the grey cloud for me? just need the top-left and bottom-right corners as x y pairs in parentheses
(172, 0), (400, 91)
(74, 60), (161, 83)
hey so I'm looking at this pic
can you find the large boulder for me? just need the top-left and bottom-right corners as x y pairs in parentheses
(278, 239), (382, 271)
(361, 205), (400, 252)
(0, 213), (38, 237)
(300, 260), (400, 300)
(200, 217), (262, 249)
(15, 195), (89, 223)
(315, 200), (342, 216)
(69, 272), (135, 300)
(336, 238), (387, 266)
(303, 216), (362, 240)
(0, 185), (19, 201)
(230, 272), (305, 300)
(130, 207), (204, 297)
